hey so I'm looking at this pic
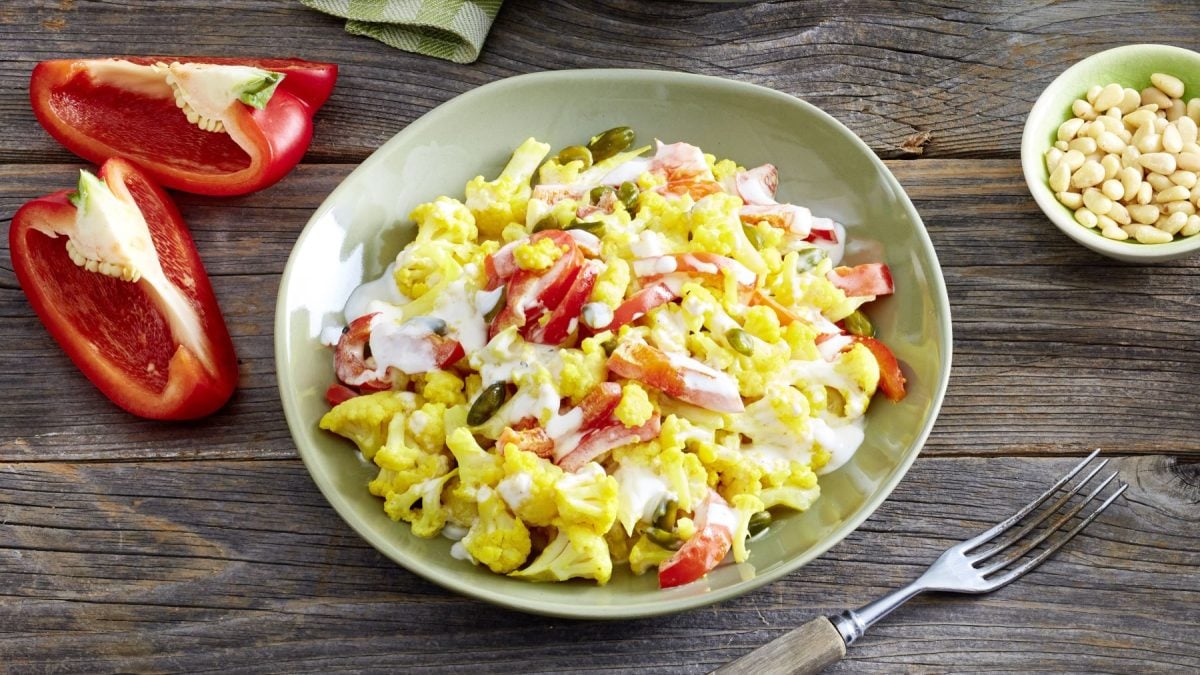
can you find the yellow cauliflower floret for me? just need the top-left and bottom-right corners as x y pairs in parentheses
(589, 257), (630, 306)
(383, 469), (458, 538)
(783, 321), (822, 362)
(559, 337), (609, 404)
(768, 252), (858, 321)
(730, 494), (766, 563)
(443, 477), (479, 527)
(536, 156), (585, 186)
(446, 427), (503, 491)
(688, 193), (766, 275)
(742, 305), (782, 343)
(614, 383), (654, 427)
(463, 488), (532, 574)
(501, 221), (529, 243)
(499, 445), (563, 527)
(628, 535), (674, 576)
(675, 516), (697, 541)
(729, 340), (791, 398)
(319, 391), (419, 460)
(368, 414), (451, 497)
(418, 370), (466, 406)
(392, 240), (463, 299)
(711, 157), (741, 182)
(510, 525), (612, 585)
(659, 413), (715, 453)
(636, 190), (692, 245)
(555, 462), (619, 534)
(406, 402), (447, 453)
(464, 137), (551, 238)
(410, 196), (477, 244)
(513, 236), (564, 271)
(836, 343), (881, 399)
(615, 440), (708, 514)
(759, 463), (820, 512)
(705, 443), (765, 500)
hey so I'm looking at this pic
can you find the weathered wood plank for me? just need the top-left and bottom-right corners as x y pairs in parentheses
(1, 160), (1198, 462)
(2, 1), (1199, 164)
(0, 455), (1195, 672)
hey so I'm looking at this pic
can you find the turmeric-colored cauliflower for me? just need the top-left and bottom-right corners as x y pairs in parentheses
(559, 337), (608, 404)
(383, 469), (459, 538)
(319, 391), (419, 460)
(446, 427), (503, 491)
(729, 493), (766, 563)
(628, 535), (674, 576)
(509, 525), (613, 585)
(555, 462), (619, 534)
(409, 196), (477, 245)
(418, 370), (467, 406)
(462, 487), (532, 574)
(513, 236), (565, 271)
(464, 138), (551, 238)
(498, 445), (562, 527)
(614, 383), (654, 427)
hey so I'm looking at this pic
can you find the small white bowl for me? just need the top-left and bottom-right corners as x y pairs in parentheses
(1022, 44), (1200, 262)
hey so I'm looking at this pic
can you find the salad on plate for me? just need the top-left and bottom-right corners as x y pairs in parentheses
(318, 128), (905, 589)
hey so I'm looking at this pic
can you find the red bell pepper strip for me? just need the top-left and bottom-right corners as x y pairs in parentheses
(489, 231), (582, 339)
(334, 312), (465, 390)
(9, 158), (238, 420)
(30, 56), (337, 196)
(608, 341), (744, 413)
(607, 281), (681, 332)
(852, 336), (907, 402)
(827, 263), (894, 297)
(658, 492), (736, 588)
(525, 258), (602, 345)
(556, 413), (661, 473)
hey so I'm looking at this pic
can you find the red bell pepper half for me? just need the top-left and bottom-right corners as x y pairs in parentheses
(30, 56), (337, 196)
(9, 158), (239, 420)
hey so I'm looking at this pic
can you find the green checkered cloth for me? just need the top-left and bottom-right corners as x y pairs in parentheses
(302, 0), (503, 64)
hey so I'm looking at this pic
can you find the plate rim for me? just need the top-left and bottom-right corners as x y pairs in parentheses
(274, 68), (953, 619)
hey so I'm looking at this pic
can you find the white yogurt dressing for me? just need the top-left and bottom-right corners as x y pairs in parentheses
(471, 329), (563, 387)
(367, 316), (440, 375)
(613, 463), (676, 536)
(631, 229), (670, 258)
(497, 472), (533, 510)
(704, 500), (740, 534)
(450, 540), (475, 562)
(344, 262), (408, 324)
(817, 333), (856, 361)
(430, 279), (488, 353)
(813, 416), (866, 475)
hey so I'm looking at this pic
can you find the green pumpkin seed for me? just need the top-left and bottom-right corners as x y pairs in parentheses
(645, 527), (681, 550)
(601, 338), (619, 356)
(581, 302), (614, 330)
(844, 310), (876, 338)
(727, 328), (755, 356)
(467, 382), (508, 426)
(748, 510), (772, 537)
(566, 218), (603, 234)
(587, 126), (635, 162)
(532, 215), (559, 232)
(556, 145), (592, 169)
(617, 181), (640, 212)
(794, 248), (827, 273)
(653, 499), (679, 531)
(589, 185), (612, 205)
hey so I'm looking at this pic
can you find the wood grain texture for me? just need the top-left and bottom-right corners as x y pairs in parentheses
(2, 161), (1197, 462)
(2, 1), (1200, 164)
(0, 456), (1195, 673)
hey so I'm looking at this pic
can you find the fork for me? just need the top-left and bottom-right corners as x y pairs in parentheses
(713, 450), (1128, 675)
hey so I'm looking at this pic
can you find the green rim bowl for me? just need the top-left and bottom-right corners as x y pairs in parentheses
(1021, 43), (1200, 262)
(275, 69), (952, 619)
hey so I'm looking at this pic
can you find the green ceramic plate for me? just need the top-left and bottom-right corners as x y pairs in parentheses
(275, 69), (952, 619)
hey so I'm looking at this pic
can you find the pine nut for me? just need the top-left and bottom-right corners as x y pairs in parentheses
(1163, 124), (1184, 153)
(1057, 191), (1083, 209)
(1137, 182), (1153, 204)
(1072, 99), (1097, 120)
(1168, 99), (1185, 122)
(1161, 211), (1189, 235)
(1083, 188), (1112, 214)
(1176, 116), (1198, 145)
(1072, 162), (1106, 189)
(1170, 170), (1197, 188)
(1074, 207), (1098, 228)
(1049, 163), (1071, 192)
(1176, 152), (1200, 172)
(1124, 109), (1156, 129)
(1045, 147), (1064, 172)
(1054, 140), (1069, 152)
(1101, 154), (1121, 180)
(1108, 201), (1131, 225)
(1183, 214), (1200, 236)
(1086, 84), (1103, 105)
(1155, 185), (1191, 203)
(1121, 146), (1141, 168)
(1068, 137), (1097, 154)
(1063, 149), (1086, 171)
(1140, 152), (1177, 175)
(1058, 117), (1085, 142)
(1134, 224), (1173, 243)
(1116, 88), (1141, 114)
(1128, 204), (1160, 225)
(1097, 131), (1125, 154)
(1151, 73), (1185, 99)
(1142, 86), (1172, 110)
(1094, 83), (1124, 111)
(1101, 223), (1128, 240)
(1188, 98), (1200, 123)
(1166, 200), (1195, 215)
(1101, 178), (1124, 201)
(1135, 132), (1162, 154)
(1119, 166), (1142, 200)
(1147, 173), (1173, 191)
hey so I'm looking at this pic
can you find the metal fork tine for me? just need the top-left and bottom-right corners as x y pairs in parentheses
(984, 482), (1128, 590)
(960, 449), (1101, 552)
(978, 471), (1119, 575)
(971, 459), (1109, 562)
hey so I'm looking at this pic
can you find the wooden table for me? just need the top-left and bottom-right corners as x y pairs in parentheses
(3, 2), (1198, 672)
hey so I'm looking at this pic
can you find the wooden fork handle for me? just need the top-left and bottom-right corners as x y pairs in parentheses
(712, 616), (846, 675)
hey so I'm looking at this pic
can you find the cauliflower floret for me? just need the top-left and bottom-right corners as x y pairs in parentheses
(392, 239), (464, 299)
(446, 427), (503, 491)
(406, 402), (448, 453)
(835, 342), (881, 399)
(742, 305), (782, 344)
(759, 463), (820, 512)
(418, 370), (467, 406)
(614, 383), (654, 427)
(688, 193), (766, 276)
(559, 337), (608, 404)
(555, 462), (619, 534)
(627, 535), (674, 576)
(613, 439), (708, 514)
(409, 196), (477, 244)
(635, 190), (692, 247)
(729, 494), (766, 563)
(767, 252), (861, 322)
(383, 468), (459, 538)
(710, 157), (741, 183)
(498, 445), (562, 527)
(589, 257), (630, 306)
(536, 156), (585, 186)
(462, 487), (532, 574)
(443, 476), (479, 527)
(728, 339), (792, 399)
(319, 391), (419, 460)
(464, 138), (551, 238)
(509, 524), (613, 585)
(703, 442), (765, 501)
(783, 320), (822, 362)
(368, 413), (452, 497)
(513, 236), (564, 271)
